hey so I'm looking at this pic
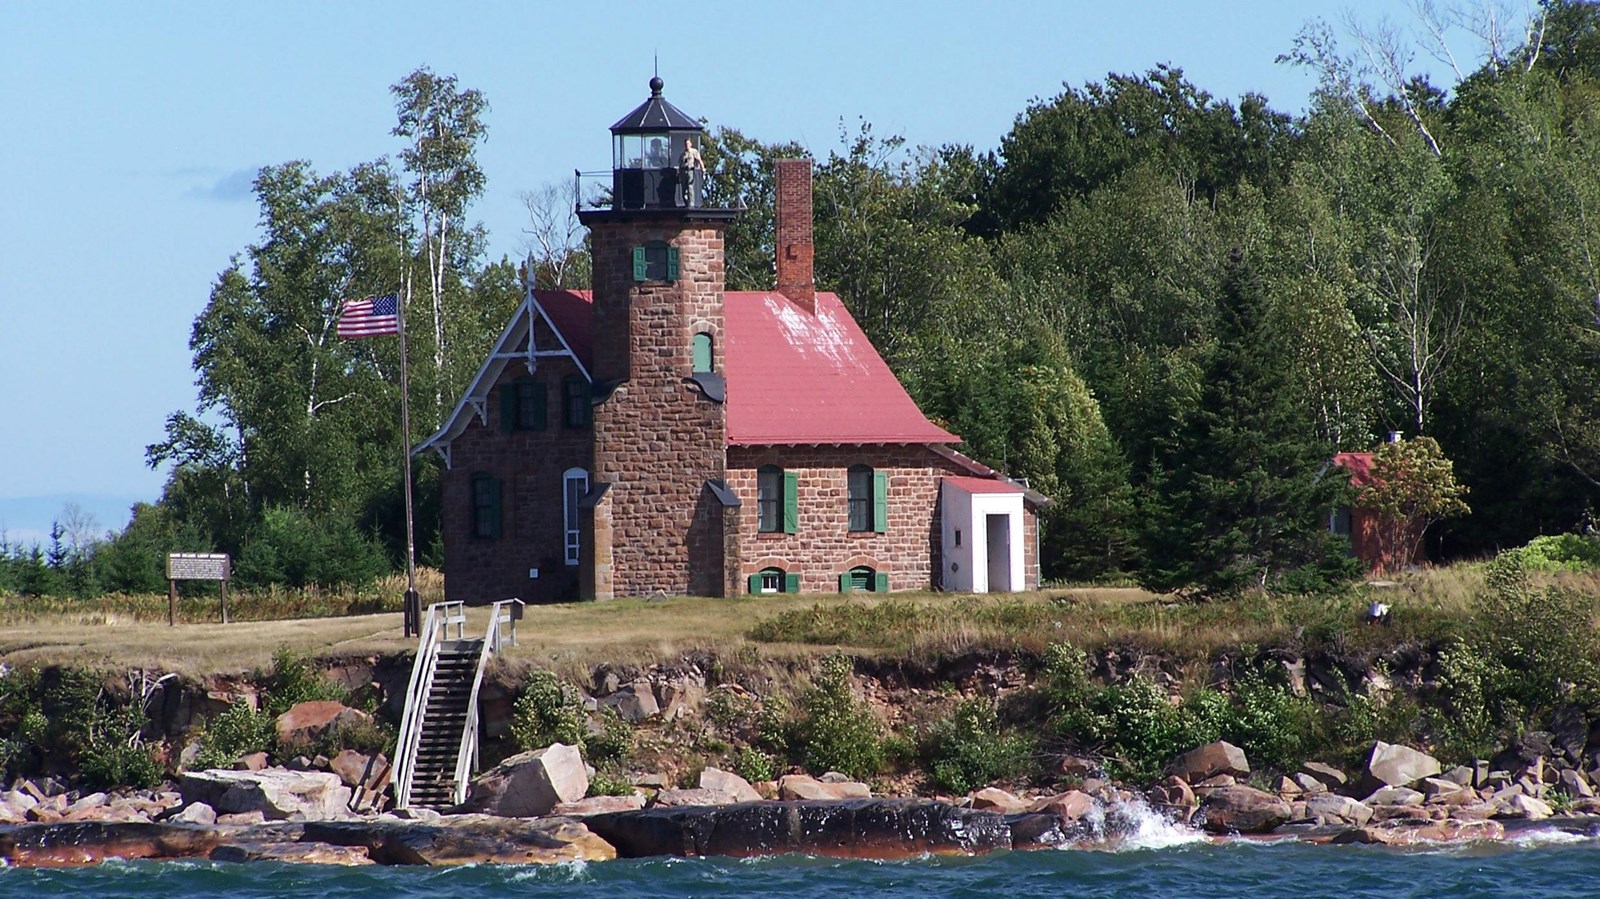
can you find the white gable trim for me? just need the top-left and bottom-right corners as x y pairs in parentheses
(414, 287), (592, 468)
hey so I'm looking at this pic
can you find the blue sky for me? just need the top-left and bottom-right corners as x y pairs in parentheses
(0, 0), (1471, 544)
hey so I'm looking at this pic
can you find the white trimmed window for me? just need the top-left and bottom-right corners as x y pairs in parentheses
(563, 468), (589, 565)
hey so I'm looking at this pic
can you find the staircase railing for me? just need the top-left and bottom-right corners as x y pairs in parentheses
(392, 600), (467, 810)
(450, 598), (524, 805)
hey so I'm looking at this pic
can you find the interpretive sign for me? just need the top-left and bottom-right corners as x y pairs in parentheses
(165, 553), (232, 626)
(166, 553), (230, 581)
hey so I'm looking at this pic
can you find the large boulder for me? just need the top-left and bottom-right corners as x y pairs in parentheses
(1027, 790), (1096, 820)
(778, 774), (871, 801)
(699, 768), (763, 804)
(969, 788), (1029, 814)
(178, 769), (354, 821)
(1306, 793), (1372, 826)
(1364, 742), (1441, 789)
(459, 743), (588, 817)
(1168, 741), (1250, 782)
(1331, 818), (1506, 846)
(274, 702), (372, 751)
(1195, 785), (1291, 834)
(601, 682), (660, 723)
(584, 799), (1009, 859)
(302, 815), (615, 865)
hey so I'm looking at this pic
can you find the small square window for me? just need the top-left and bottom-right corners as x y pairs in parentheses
(760, 571), (782, 593)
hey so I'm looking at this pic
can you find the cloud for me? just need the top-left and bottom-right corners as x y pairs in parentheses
(186, 167), (258, 202)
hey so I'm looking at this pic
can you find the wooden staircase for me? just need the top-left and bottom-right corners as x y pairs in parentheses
(392, 599), (523, 811)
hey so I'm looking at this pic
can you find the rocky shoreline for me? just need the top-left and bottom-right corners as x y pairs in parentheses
(6, 733), (1600, 868)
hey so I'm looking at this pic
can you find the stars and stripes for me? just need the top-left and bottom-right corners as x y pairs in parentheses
(337, 292), (400, 338)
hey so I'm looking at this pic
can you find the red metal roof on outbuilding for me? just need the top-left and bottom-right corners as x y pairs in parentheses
(1331, 452), (1376, 487)
(531, 288), (959, 446)
(942, 476), (1025, 495)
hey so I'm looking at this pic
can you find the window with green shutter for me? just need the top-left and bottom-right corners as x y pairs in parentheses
(471, 472), (501, 539)
(632, 241), (678, 282)
(749, 567), (792, 594)
(757, 466), (782, 533)
(840, 566), (878, 593)
(872, 471), (888, 533)
(500, 378), (546, 431)
(782, 471), (799, 534)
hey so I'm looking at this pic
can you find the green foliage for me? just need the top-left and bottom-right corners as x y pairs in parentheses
(234, 506), (389, 590)
(732, 746), (778, 784)
(1511, 534), (1600, 572)
(1041, 641), (1327, 780)
(261, 648), (348, 717)
(1357, 437), (1470, 573)
(510, 670), (587, 751)
(192, 702), (274, 770)
(794, 656), (885, 778)
(923, 698), (1034, 794)
(586, 770), (636, 798)
(0, 665), (162, 788)
(585, 706), (633, 766)
(510, 669), (632, 769)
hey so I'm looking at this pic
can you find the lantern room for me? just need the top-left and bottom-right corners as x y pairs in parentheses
(610, 76), (706, 210)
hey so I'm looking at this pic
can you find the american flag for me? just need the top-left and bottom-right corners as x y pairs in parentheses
(337, 293), (400, 338)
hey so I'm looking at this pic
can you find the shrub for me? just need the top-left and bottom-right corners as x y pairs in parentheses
(733, 746), (778, 784)
(794, 656), (884, 778)
(509, 670), (586, 751)
(923, 698), (1033, 794)
(585, 706), (633, 766)
(192, 702), (273, 770)
(260, 648), (347, 717)
(1476, 552), (1600, 712)
(1512, 534), (1600, 572)
(586, 770), (635, 797)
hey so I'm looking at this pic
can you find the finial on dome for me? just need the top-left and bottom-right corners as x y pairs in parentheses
(649, 75), (664, 96)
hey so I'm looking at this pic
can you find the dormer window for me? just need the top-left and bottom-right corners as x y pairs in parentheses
(632, 240), (679, 282)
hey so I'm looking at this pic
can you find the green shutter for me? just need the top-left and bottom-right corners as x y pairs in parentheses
(693, 333), (712, 373)
(748, 573), (761, 595)
(488, 476), (503, 539)
(531, 381), (547, 430)
(631, 246), (647, 281)
(873, 471), (888, 533)
(839, 572), (851, 593)
(500, 385), (516, 431)
(667, 246), (680, 280)
(782, 472), (799, 534)
(874, 571), (889, 593)
(785, 572), (800, 594)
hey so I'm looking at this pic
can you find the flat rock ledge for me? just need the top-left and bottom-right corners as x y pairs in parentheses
(4, 799), (1586, 868)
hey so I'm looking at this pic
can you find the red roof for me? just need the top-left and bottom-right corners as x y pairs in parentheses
(942, 476), (1025, 495)
(532, 289), (959, 446)
(1331, 452), (1376, 487)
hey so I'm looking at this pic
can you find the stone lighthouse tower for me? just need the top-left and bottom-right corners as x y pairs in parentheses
(577, 77), (742, 599)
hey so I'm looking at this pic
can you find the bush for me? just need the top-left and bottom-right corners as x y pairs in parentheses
(1512, 534), (1600, 572)
(233, 505), (389, 590)
(260, 648), (348, 717)
(586, 770), (635, 797)
(923, 698), (1033, 794)
(510, 670), (586, 751)
(192, 702), (273, 770)
(733, 746), (778, 783)
(585, 706), (633, 766)
(794, 656), (884, 778)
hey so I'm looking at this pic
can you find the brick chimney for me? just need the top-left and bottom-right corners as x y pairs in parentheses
(774, 157), (815, 314)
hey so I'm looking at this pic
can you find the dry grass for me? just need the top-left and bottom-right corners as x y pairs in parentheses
(2, 564), (1595, 678)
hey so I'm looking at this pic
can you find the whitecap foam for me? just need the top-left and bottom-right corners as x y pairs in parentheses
(1508, 827), (1595, 848)
(1072, 793), (1209, 852)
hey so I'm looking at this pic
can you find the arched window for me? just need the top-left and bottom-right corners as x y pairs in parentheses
(840, 565), (887, 593)
(749, 566), (797, 594)
(692, 332), (714, 373)
(757, 466), (796, 534)
(563, 376), (592, 428)
(563, 468), (589, 565)
(471, 472), (501, 539)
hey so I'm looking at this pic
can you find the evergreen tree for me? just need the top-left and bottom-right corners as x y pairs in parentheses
(1140, 249), (1358, 595)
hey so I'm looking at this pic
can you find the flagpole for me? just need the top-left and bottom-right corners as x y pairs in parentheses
(398, 282), (420, 638)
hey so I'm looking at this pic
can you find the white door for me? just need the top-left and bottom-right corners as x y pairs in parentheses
(985, 513), (1011, 592)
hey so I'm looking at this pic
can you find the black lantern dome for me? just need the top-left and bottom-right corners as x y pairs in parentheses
(609, 77), (706, 210)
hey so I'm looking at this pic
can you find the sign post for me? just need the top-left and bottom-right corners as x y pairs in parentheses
(166, 553), (232, 625)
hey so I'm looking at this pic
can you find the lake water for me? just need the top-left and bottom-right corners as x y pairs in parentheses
(5, 828), (1598, 898)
